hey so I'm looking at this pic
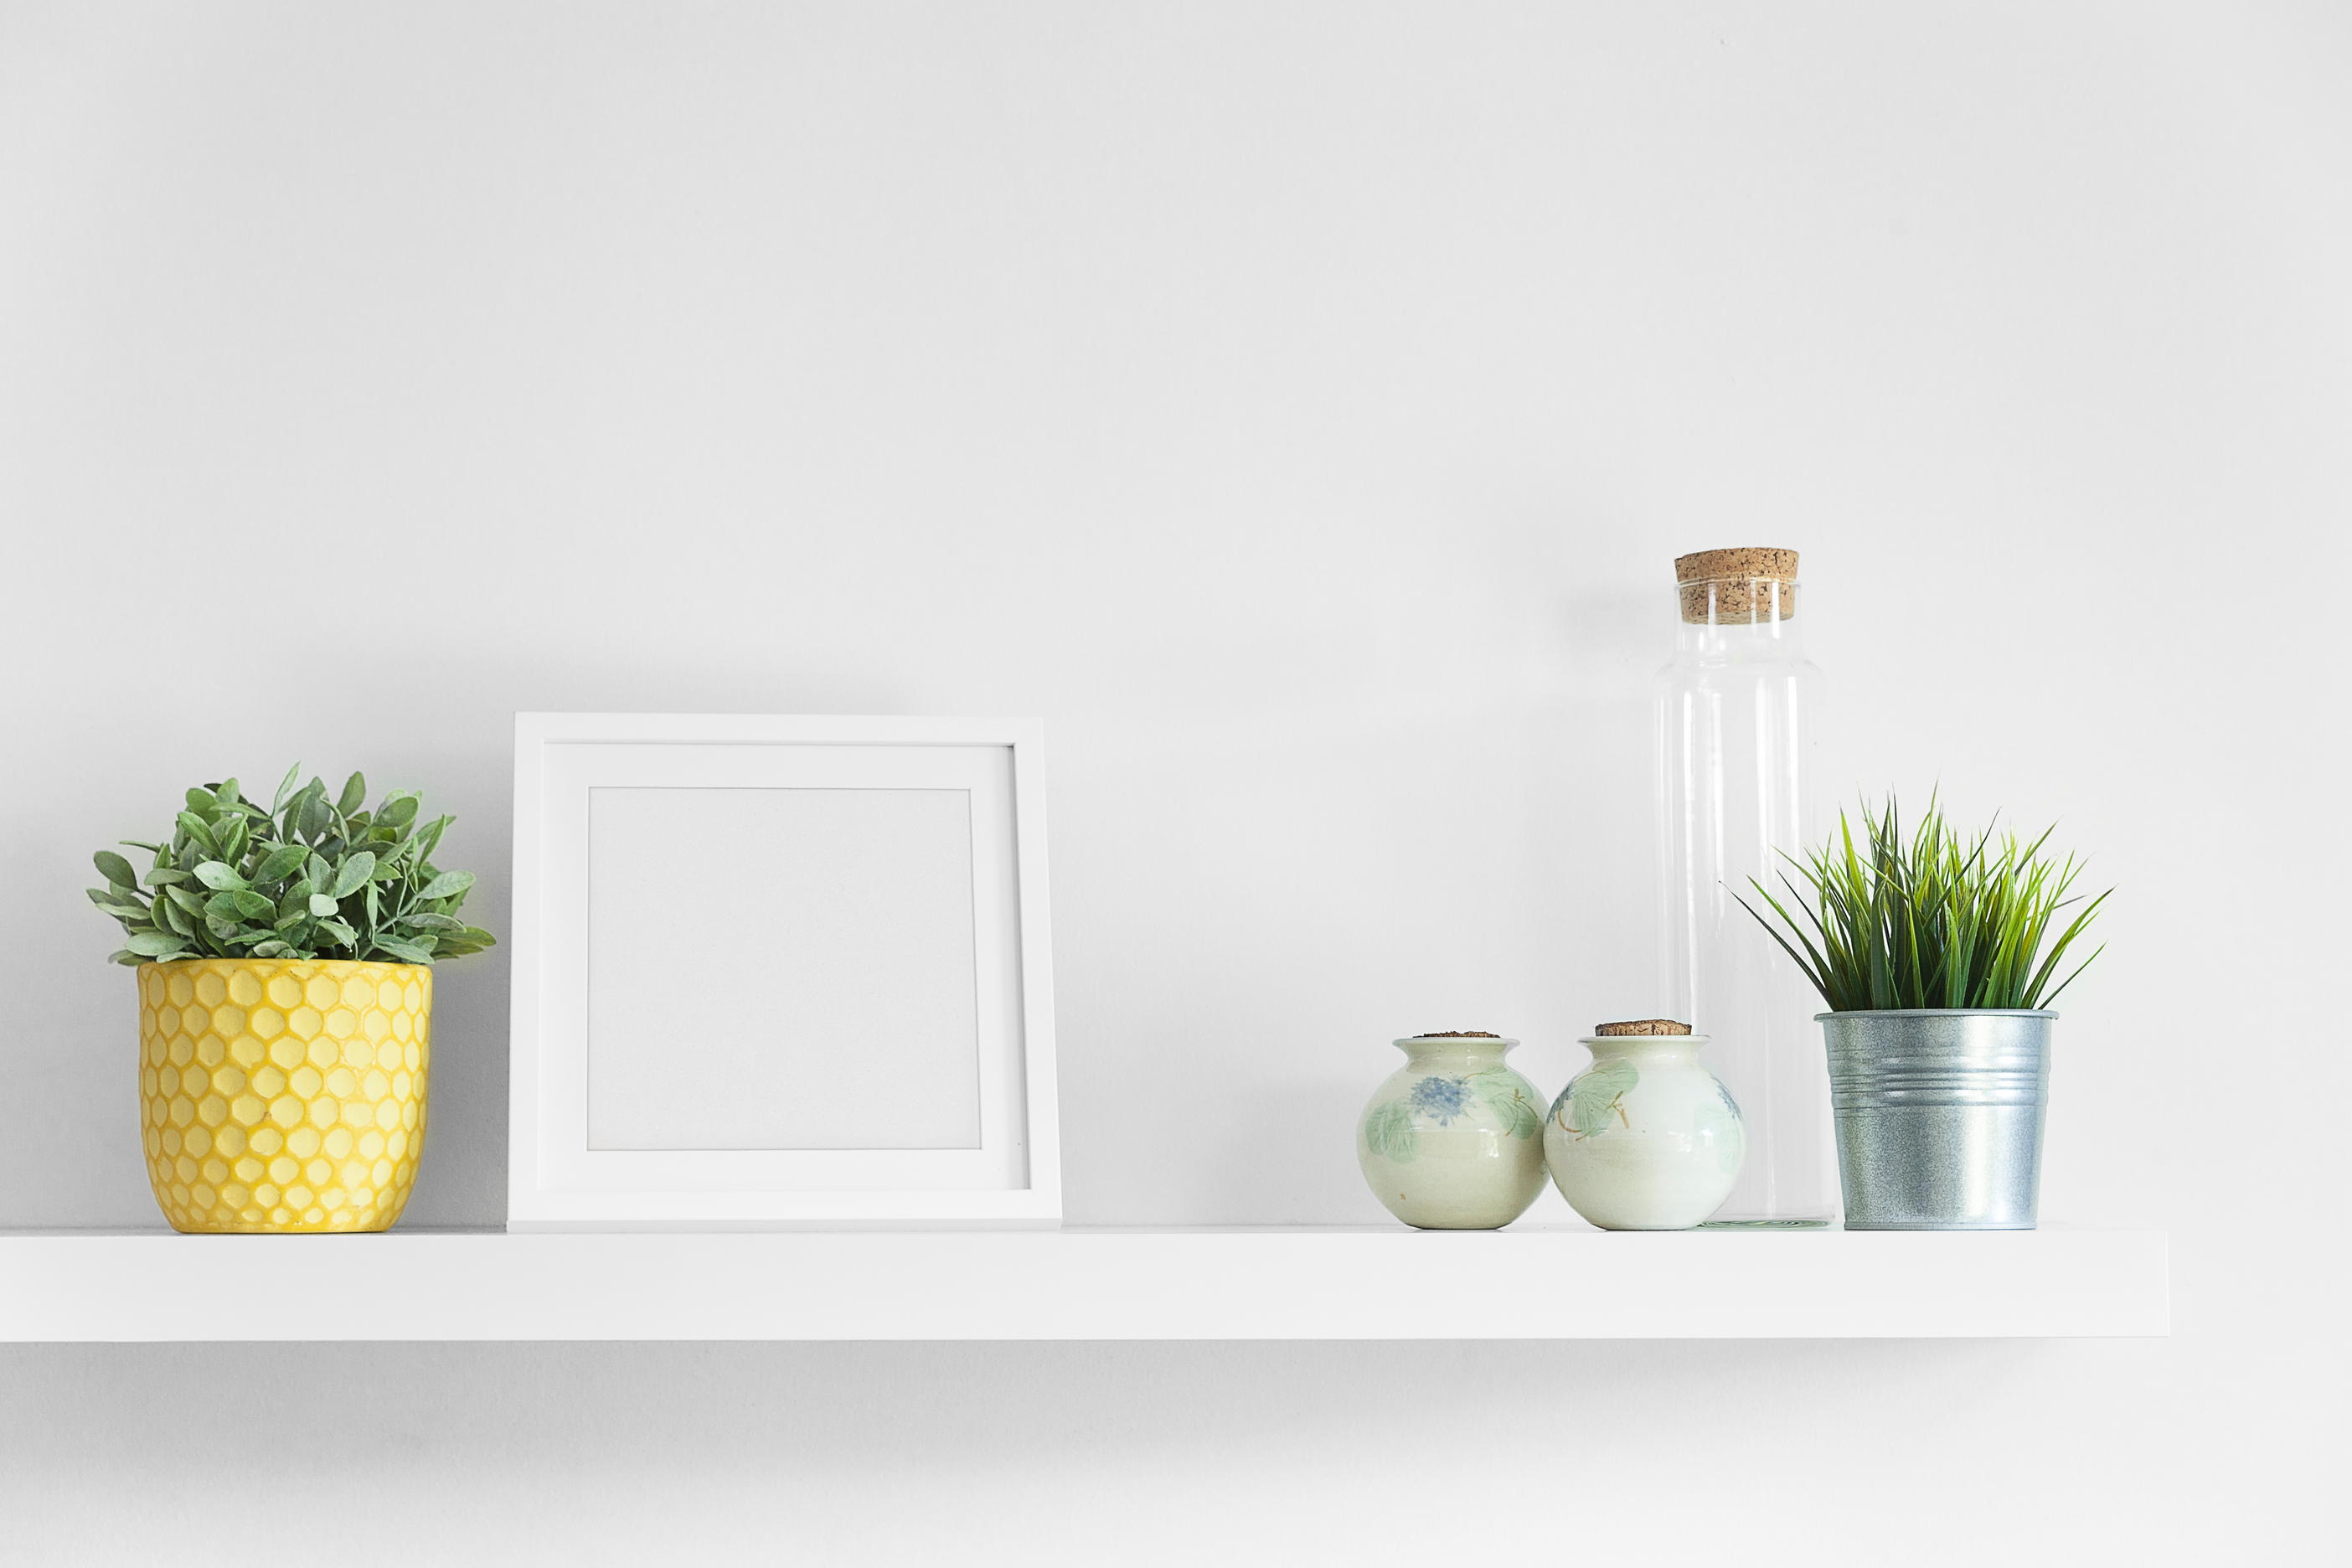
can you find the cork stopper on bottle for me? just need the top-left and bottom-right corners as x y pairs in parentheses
(1593, 1019), (1692, 1036)
(1674, 545), (1799, 625)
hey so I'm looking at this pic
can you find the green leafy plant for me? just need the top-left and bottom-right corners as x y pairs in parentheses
(87, 764), (494, 968)
(1736, 794), (2107, 1013)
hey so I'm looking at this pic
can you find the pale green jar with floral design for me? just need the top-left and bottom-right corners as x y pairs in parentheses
(1356, 1033), (1549, 1230)
(1544, 1021), (1746, 1230)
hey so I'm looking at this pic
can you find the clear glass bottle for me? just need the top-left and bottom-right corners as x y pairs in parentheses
(1654, 548), (1836, 1225)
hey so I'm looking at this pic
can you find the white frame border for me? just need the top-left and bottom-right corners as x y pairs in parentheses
(507, 713), (1061, 1230)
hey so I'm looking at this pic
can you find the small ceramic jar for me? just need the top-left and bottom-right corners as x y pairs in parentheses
(1544, 1019), (1745, 1230)
(1357, 1033), (1549, 1230)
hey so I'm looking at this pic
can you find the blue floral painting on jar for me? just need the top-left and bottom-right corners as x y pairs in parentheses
(1408, 1075), (1472, 1126)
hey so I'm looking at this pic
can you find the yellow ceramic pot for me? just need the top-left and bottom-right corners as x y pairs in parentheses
(137, 957), (431, 1234)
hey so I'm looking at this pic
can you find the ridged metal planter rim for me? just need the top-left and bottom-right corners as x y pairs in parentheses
(1814, 1008), (2057, 1020)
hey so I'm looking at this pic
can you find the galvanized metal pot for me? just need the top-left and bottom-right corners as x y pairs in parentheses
(1819, 1009), (2052, 1230)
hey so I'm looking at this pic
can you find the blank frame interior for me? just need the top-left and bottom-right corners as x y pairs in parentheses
(586, 785), (984, 1152)
(510, 718), (1055, 1225)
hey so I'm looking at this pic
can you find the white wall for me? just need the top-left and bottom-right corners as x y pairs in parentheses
(2, 3), (2342, 1561)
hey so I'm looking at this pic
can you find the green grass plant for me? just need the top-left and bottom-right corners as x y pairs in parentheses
(1737, 794), (2108, 1013)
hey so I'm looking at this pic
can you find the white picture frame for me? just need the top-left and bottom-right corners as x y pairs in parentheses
(506, 713), (1060, 1230)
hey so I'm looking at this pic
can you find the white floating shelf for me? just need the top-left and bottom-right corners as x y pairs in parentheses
(0, 1223), (2164, 1341)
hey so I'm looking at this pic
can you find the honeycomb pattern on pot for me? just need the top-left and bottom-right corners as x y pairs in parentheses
(137, 959), (431, 1234)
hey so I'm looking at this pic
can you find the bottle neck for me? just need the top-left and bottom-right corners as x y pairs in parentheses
(1671, 579), (1807, 660)
(1584, 1036), (1701, 1066)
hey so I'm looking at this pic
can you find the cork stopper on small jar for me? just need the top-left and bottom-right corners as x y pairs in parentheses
(1593, 1019), (1692, 1036)
(1413, 1029), (1502, 1039)
(1674, 545), (1799, 625)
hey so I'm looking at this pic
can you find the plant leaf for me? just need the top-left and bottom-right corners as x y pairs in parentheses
(415, 869), (474, 902)
(93, 850), (140, 890)
(124, 931), (192, 957)
(176, 811), (220, 858)
(332, 851), (376, 898)
(192, 860), (249, 892)
(412, 815), (451, 864)
(336, 771), (367, 816)
(250, 843), (306, 885)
